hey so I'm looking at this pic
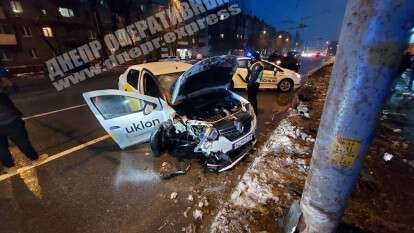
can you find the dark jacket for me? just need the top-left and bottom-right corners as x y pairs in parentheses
(0, 93), (22, 126)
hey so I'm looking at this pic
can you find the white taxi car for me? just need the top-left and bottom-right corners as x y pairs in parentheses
(83, 56), (257, 172)
(232, 57), (303, 92)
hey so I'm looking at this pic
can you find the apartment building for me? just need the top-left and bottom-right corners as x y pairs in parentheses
(0, 0), (96, 73)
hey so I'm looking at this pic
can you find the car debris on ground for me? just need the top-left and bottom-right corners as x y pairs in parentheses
(159, 161), (191, 180)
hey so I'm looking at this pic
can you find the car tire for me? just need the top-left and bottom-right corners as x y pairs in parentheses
(149, 125), (167, 157)
(278, 79), (294, 92)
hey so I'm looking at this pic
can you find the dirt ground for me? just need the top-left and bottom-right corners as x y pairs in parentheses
(296, 66), (414, 233)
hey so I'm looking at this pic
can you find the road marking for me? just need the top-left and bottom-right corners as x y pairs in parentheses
(23, 104), (87, 121)
(0, 135), (111, 182)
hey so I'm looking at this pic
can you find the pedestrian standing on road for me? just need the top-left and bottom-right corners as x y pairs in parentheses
(0, 76), (46, 174)
(240, 52), (264, 114)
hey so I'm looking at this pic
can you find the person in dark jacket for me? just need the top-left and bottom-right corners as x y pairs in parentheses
(0, 76), (43, 173)
(240, 52), (264, 114)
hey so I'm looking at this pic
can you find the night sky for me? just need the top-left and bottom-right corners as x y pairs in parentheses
(240, 0), (348, 47)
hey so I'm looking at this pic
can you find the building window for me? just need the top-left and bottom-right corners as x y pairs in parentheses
(58, 7), (74, 17)
(0, 24), (6, 34)
(220, 33), (224, 39)
(41, 9), (47, 15)
(22, 26), (32, 37)
(0, 50), (11, 61)
(42, 27), (53, 37)
(29, 48), (39, 59)
(10, 1), (23, 13)
(0, 24), (12, 34)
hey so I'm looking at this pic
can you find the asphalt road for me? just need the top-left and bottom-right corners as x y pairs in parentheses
(0, 57), (324, 233)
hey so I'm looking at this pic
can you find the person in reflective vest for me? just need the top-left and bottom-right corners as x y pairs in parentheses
(245, 52), (264, 114)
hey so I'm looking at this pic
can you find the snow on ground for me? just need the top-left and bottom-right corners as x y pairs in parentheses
(210, 110), (314, 233)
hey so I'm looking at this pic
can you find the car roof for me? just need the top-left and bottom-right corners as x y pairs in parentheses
(128, 61), (192, 76)
(236, 57), (287, 70)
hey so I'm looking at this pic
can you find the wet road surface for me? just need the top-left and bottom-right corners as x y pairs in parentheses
(0, 57), (323, 233)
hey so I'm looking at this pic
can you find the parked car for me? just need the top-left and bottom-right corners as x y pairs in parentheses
(268, 53), (301, 72)
(83, 56), (257, 172)
(232, 57), (303, 92)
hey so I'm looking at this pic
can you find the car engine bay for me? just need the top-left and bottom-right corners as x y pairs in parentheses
(149, 90), (254, 172)
(175, 90), (242, 122)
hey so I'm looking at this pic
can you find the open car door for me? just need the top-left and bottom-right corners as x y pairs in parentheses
(83, 90), (173, 149)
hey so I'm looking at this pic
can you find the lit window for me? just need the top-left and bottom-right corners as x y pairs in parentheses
(29, 48), (39, 59)
(220, 33), (224, 39)
(59, 7), (74, 17)
(220, 14), (225, 20)
(42, 27), (53, 37)
(10, 1), (23, 13)
(41, 9), (47, 15)
(22, 26), (32, 37)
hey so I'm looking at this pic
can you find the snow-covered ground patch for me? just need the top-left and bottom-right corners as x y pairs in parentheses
(210, 118), (314, 233)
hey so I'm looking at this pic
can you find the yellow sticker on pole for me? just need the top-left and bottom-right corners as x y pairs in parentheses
(330, 137), (361, 167)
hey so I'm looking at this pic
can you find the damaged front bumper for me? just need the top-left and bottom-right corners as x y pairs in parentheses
(195, 111), (257, 172)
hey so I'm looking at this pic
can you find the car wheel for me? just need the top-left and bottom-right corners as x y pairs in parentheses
(278, 79), (293, 92)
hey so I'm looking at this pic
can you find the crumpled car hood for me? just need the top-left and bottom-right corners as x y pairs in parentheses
(170, 55), (238, 105)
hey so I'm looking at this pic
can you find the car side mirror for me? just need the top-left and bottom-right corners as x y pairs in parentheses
(144, 103), (156, 115)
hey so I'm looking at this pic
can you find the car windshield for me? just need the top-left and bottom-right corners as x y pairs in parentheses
(156, 72), (184, 104)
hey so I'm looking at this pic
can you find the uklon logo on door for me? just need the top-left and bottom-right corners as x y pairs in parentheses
(126, 119), (161, 133)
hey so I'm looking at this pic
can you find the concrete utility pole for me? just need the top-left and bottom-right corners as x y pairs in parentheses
(298, 0), (414, 233)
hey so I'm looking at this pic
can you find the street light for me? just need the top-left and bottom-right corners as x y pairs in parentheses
(285, 38), (289, 42)
(263, 30), (267, 35)
(278, 35), (283, 39)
